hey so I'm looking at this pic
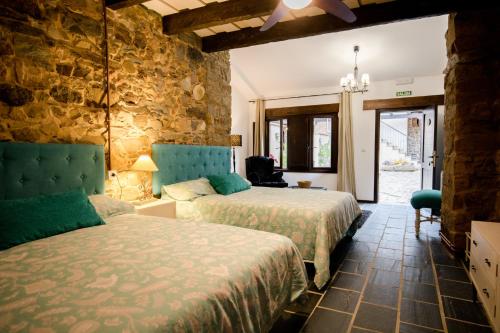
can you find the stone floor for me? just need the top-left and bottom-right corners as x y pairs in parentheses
(271, 204), (492, 333)
(379, 171), (421, 204)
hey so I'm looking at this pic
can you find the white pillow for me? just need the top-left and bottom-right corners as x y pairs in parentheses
(89, 195), (136, 218)
(161, 178), (216, 201)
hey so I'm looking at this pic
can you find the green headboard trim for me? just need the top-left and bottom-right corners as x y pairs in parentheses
(0, 142), (105, 200)
(152, 144), (231, 196)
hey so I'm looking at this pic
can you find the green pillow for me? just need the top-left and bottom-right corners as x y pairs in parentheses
(207, 173), (251, 195)
(0, 190), (105, 250)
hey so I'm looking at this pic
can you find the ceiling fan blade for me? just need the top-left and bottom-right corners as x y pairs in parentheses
(314, 0), (357, 23)
(260, 2), (289, 32)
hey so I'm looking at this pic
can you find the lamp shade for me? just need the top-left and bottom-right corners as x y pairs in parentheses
(230, 134), (242, 147)
(130, 155), (158, 172)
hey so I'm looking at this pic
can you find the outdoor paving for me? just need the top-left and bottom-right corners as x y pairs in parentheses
(379, 170), (421, 204)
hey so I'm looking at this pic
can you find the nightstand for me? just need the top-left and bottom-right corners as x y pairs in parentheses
(133, 199), (176, 219)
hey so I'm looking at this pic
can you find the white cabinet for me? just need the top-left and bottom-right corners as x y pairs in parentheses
(470, 221), (500, 332)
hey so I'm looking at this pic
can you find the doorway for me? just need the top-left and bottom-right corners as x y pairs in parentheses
(375, 107), (442, 204)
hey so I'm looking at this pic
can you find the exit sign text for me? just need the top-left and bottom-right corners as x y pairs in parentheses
(396, 91), (412, 97)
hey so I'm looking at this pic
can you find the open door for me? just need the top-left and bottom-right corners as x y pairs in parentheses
(421, 108), (437, 190)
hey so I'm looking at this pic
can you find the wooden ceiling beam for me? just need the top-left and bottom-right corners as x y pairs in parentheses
(163, 0), (280, 35)
(202, 0), (500, 52)
(106, 0), (149, 10)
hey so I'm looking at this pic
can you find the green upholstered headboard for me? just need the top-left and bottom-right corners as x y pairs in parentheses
(152, 144), (230, 196)
(0, 142), (105, 200)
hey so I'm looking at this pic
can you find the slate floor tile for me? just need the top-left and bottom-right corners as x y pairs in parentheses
(302, 308), (351, 333)
(368, 269), (400, 287)
(339, 259), (369, 275)
(435, 265), (469, 282)
(277, 204), (488, 333)
(403, 281), (438, 304)
(404, 246), (430, 257)
(377, 248), (403, 260)
(400, 299), (443, 330)
(320, 287), (360, 313)
(403, 254), (432, 268)
(445, 319), (493, 333)
(372, 257), (402, 272)
(363, 283), (399, 308)
(403, 266), (435, 285)
(354, 302), (397, 333)
(399, 322), (443, 333)
(331, 272), (365, 291)
(438, 279), (474, 301)
(442, 296), (490, 325)
(379, 240), (404, 250)
(269, 312), (307, 333)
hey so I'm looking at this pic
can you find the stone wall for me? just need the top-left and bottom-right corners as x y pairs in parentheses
(0, 1), (231, 200)
(441, 8), (500, 250)
(407, 117), (421, 161)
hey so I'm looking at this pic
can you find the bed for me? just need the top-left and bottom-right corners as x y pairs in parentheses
(0, 142), (308, 333)
(152, 144), (362, 289)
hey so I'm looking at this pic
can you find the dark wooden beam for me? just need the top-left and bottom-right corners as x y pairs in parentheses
(363, 95), (445, 111)
(202, 0), (500, 52)
(106, 0), (149, 10)
(163, 0), (280, 35)
(266, 103), (339, 119)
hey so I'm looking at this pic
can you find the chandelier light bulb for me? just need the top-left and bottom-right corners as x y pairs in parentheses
(346, 73), (355, 81)
(340, 77), (348, 87)
(361, 73), (370, 86)
(283, 0), (312, 10)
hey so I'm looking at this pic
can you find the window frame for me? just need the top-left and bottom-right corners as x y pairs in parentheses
(265, 106), (338, 174)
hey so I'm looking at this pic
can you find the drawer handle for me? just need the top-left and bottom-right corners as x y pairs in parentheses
(485, 258), (492, 267)
(483, 288), (490, 298)
(471, 265), (477, 272)
(473, 240), (478, 246)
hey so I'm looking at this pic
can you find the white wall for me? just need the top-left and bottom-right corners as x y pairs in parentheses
(232, 75), (445, 200)
(231, 87), (250, 176)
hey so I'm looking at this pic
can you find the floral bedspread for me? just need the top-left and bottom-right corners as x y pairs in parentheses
(192, 187), (362, 289)
(0, 214), (308, 333)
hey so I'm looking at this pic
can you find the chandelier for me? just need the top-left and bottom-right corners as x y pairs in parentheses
(340, 45), (370, 93)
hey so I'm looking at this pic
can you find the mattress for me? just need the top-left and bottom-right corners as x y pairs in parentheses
(0, 214), (308, 333)
(174, 187), (362, 289)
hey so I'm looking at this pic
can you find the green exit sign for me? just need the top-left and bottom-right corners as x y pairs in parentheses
(396, 90), (412, 97)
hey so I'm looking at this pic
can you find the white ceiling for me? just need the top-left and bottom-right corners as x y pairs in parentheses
(230, 15), (448, 97)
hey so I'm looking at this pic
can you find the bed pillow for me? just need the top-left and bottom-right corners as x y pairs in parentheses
(89, 195), (136, 218)
(0, 190), (105, 251)
(161, 178), (216, 201)
(207, 173), (251, 195)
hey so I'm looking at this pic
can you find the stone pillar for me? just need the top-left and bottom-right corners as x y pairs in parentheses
(441, 8), (500, 251)
(407, 118), (421, 161)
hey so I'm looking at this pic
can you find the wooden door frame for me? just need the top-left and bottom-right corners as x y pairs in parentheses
(374, 106), (438, 203)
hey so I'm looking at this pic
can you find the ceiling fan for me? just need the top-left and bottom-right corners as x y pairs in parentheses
(261, 0), (357, 32)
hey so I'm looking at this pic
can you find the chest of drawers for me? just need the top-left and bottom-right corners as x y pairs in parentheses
(470, 221), (500, 332)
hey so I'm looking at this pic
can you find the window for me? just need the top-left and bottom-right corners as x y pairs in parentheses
(265, 105), (338, 173)
(313, 117), (332, 168)
(268, 119), (287, 168)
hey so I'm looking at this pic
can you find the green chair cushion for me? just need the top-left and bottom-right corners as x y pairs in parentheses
(207, 173), (250, 195)
(0, 189), (105, 250)
(410, 189), (442, 211)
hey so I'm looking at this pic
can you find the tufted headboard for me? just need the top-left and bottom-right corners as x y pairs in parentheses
(152, 144), (230, 196)
(0, 142), (105, 200)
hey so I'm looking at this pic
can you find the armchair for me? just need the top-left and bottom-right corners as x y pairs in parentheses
(245, 156), (288, 188)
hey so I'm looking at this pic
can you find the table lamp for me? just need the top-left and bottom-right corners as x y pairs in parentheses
(131, 155), (159, 201)
(230, 134), (242, 173)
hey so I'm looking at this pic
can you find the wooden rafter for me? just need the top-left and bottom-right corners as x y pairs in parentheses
(201, 0), (500, 52)
(106, 0), (149, 10)
(163, 0), (280, 35)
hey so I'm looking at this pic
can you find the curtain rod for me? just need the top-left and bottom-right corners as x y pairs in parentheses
(248, 90), (365, 103)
